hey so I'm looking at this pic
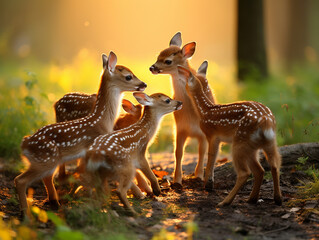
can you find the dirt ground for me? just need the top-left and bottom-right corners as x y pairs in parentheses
(1, 153), (319, 239)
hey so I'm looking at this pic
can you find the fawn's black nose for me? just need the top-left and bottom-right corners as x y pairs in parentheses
(175, 101), (183, 110)
(138, 82), (147, 91)
(149, 65), (160, 74)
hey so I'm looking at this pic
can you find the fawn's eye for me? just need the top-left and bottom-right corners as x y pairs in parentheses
(125, 75), (132, 81)
(164, 60), (172, 65)
(165, 99), (171, 104)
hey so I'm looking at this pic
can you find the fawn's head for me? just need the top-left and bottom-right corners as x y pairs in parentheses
(133, 92), (183, 116)
(150, 32), (196, 75)
(102, 52), (147, 92)
(121, 99), (142, 117)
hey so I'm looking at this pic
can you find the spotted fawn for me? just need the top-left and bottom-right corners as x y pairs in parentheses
(15, 52), (147, 216)
(178, 65), (282, 206)
(150, 32), (215, 186)
(85, 92), (183, 215)
(55, 95), (142, 183)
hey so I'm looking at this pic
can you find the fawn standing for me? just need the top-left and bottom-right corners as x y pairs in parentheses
(15, 52), (147, 215)
(177, 65), (282, 206)
(150, 32), (215, 186)
(85, 92), (182, 215)
(55, 96), (142, 181)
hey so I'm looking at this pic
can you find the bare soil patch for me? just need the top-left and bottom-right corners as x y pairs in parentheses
(1, 147), (319, 239)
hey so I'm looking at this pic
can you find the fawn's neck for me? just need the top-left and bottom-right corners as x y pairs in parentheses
(191, 85), (216, 117)
(91, 72), (122, 132)
(133, 107), (162, 143)
(170, 61), (195, 99)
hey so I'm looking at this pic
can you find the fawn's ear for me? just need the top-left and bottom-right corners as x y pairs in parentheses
(177, 66), (196, 87)
(102, 54), (108, 70)
(182, 42), (196, 59)
(107, 51), (117, 72)
(177, 65), (191, 83)
(121, 99), (136, 114)
(197, 61), (208, 77)
(133, 92), (154, 106)
(169, 32), (182, 47)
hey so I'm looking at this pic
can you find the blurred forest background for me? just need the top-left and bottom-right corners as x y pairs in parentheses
(0, 0), (318, 159)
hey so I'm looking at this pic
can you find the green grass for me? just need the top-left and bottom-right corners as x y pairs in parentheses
(239, 64), (319, 146)
(0, 71), (50, 159)
(64, 203), (137, 240)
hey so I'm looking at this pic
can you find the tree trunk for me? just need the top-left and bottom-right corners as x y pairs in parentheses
(237, 0), (268, 81)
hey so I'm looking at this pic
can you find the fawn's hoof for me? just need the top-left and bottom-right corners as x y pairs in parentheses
(153, 189), (161, 196)
(48, 200), (60, 210)
(171, 182), (183, 192)
(247, 197), (258, 204)
(19, 210), (26, 221)
(274, 196), (283, 206)
(217, 201), (230, 207)
(204, 180), (214, 192)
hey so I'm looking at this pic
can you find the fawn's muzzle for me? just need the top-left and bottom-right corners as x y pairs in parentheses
(175, 101), (183, 110)
(137, 82), (147, 91)
(149, 65), (161, 74)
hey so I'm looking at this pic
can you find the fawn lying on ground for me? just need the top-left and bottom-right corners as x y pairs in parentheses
(15, 52), (147, 216)
(177, 65), (282, 206)
(85, 92), (183, 215)
(150, 32), (215, 186)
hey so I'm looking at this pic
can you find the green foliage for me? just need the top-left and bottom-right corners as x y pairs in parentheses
(0, 71), (49, 159)
(239, 65), (319, 146)
(295, 156), (319, 179)
(64, 203), (136, 240)
(299, 173), (319, 197)
(297, 156), (308, 165)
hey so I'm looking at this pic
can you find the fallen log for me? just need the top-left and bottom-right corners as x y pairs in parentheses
(214, 142), (319, 188)
(261, 142), (319, 171)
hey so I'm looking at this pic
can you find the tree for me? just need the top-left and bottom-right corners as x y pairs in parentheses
(237, 0), (268, 81)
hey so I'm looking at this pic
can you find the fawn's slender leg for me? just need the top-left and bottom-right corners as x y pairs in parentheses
(173, 131), (188, 184)
(204, 138), (220, 190)
(135, 170), (152, 195)
(58, 164), (66, 181)
(43, 173), (60, 209)
(247, 151), (265, 204)
(116, 171), (137, 215)
(217, 143), (252, 207)
(138, 149), (161, 196)
(263, 142), (282, 205)
(194, 133), (208, 180)
(130, 183), (145, 199)
(15, 163), (53, 214)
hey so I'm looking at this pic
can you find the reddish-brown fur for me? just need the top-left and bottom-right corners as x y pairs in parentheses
(113, 99), (142, 130)
(150, 32), (215, 185)
(178, 65), (282, 206)
(15, 52), (147, 216)
(54, 93), (97, 122)
(85, 92), (182, 215)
